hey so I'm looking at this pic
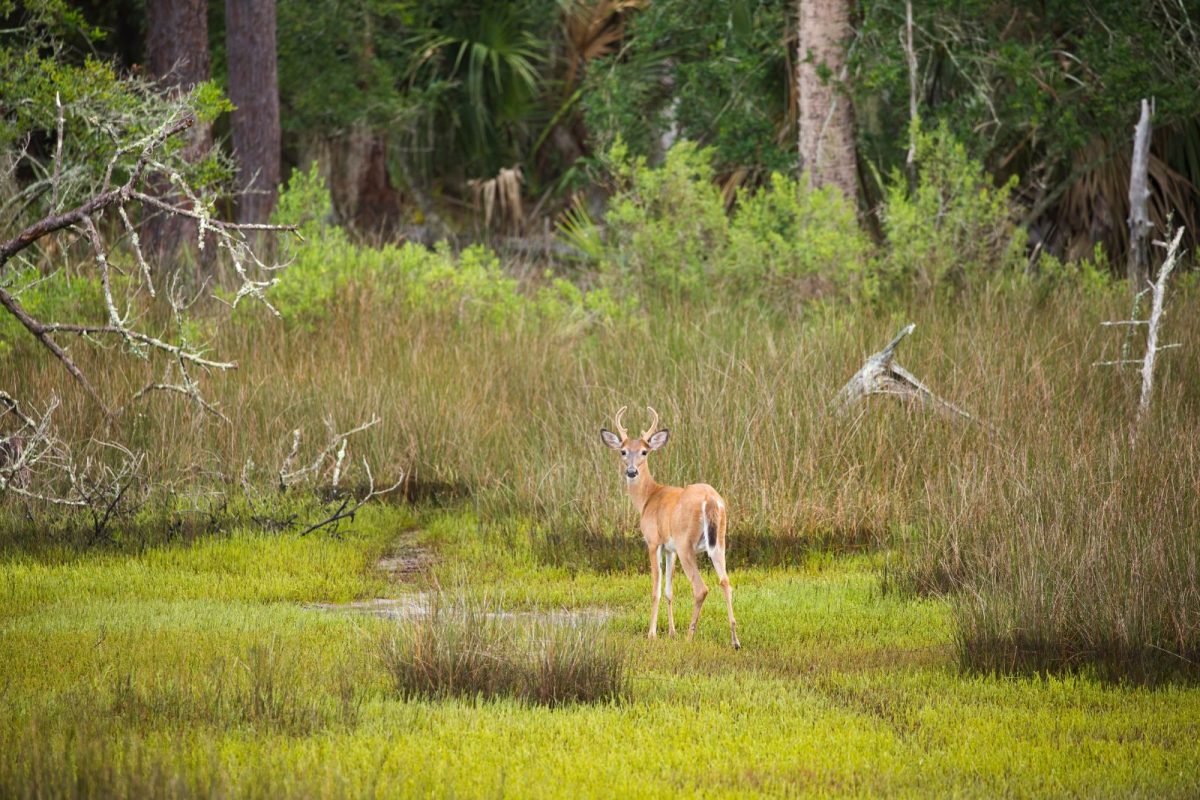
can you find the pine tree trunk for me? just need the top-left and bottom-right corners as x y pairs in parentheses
(144, 0), (211, 264)
(797, 0), (858, 202)
(225, 0), (281, 224)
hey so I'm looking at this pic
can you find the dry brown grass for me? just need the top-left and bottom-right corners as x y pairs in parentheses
(3, 275), (1199, 680)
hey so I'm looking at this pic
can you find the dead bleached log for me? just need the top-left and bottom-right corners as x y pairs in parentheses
(836, 323), (986, 427)
(1096, 225), (1185, 435)
(1127, 99), (1154, 290)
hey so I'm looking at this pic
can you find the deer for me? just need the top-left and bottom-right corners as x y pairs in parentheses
(600, 406), (740, 650)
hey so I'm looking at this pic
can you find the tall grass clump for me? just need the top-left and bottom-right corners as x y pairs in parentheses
(894, 284), (1200, 683)
(380, 592), (630, 706)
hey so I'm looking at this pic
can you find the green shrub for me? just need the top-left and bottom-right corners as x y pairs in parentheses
(601, 142), (871, 305)
(1026, 245), (1115, 300)
(880, 123), (1026, 295)
(604, 140), (730, 298)
(265, 164), (626, 328)
(727, 171), (874, 300)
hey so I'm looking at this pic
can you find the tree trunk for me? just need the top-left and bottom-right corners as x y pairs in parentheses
(300, 128), (401, 236)
(797, 0), (858, 202)
(144, 0), (211, 265)
(225, 0), (281, 224)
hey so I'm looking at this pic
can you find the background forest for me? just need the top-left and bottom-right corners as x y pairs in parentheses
(2, 1), (1200, 796)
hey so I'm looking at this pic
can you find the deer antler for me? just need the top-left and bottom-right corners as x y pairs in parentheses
(613, 406), (629, 440)
(641, 406), (660, 440)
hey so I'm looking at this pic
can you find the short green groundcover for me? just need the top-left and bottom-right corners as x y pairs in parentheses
(2, 507), (1198, 798)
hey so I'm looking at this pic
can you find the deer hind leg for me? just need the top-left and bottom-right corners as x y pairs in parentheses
(647, 544), (662, 639)
(676, 548), (708, 641)
(707, 546), (740, 650)
(664, 549), (677, 636)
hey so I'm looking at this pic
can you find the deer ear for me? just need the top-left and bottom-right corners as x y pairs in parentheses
(647, 429), (669, 451)
(600, 429), (622, 450)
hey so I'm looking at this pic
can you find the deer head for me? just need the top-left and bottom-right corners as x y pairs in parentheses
(600, 405), (669, 481)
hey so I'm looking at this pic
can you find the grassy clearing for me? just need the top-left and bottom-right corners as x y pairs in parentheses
(2, 506), (1199, 797)
(6, 276), (1200, 679)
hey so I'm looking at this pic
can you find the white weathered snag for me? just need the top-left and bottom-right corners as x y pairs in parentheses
(600, 406), (740, 650)
(1127, 99), (1154, 289)
(1097, 225), (1185, 435)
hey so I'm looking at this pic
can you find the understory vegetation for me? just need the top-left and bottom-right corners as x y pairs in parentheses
(3, 100), (1199, 800)
(5, 133), (1197, 686)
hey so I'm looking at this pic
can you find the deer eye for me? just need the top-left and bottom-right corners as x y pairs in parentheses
(620, 449), (627, 456)
(641, 450), (647, 456)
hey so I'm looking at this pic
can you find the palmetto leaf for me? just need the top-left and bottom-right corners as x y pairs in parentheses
(560, 0), (645, 92)
(1051, 133), (1198, 262)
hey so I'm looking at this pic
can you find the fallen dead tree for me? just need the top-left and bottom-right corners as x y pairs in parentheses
(835, 323), (990, 429)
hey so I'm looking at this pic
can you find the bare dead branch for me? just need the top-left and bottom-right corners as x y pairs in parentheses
(279, 417), (381, 488)
(298, 460), (404, 537)
(904, 0), (919, 171)
(1137, 226), (1184, 426)
(50, 92), (65, 211)
(1126, 99), (1154, 289)
(0, 287), (113, 416)
(1096, 225), (1185, 435)
(129, 190), (300, 233)
(0, 104), (309, 511)
(0, 116), (194, 270)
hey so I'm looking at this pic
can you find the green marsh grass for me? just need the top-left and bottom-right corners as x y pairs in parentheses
(3, 270), (1199, 680)
(3, 508), (1200, 797)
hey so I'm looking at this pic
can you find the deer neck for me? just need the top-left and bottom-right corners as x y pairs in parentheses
(626, 468), (660, 515)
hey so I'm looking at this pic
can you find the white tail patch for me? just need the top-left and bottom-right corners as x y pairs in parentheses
(656, 545), (664, 600)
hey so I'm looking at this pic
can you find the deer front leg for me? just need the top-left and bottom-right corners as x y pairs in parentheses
(647, 544), (662, 639)
(676, 548), (708, 641)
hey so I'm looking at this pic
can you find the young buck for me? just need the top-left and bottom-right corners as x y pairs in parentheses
(600, 406), (740, 649)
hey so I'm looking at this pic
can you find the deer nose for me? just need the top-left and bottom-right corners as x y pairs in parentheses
(625, 468), (638, 478)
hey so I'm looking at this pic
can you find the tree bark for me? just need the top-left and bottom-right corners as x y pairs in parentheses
(797, 0), (858, 202)
(301, 128), (401, 235)
(225, 0), (281, 224)
(144, 0), (211, 264)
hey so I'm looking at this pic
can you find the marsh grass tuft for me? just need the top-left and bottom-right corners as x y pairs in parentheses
(380, 591), (630, 706)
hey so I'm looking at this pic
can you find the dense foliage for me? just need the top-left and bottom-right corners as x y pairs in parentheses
(0, 1), (230, 241)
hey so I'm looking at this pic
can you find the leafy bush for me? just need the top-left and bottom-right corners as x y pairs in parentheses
(880, 124), (1027, 295)
(267, 164), (625, 328)
(604, 140), (731, 297)
(726, 171), (874, 300)
(380, 592), (629, 707)
(600, 141), (871, 304)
